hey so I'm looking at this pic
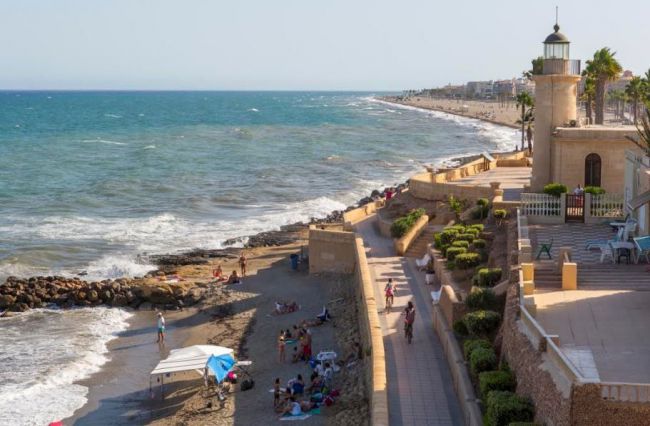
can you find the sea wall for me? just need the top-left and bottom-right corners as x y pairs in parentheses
(308, 226), (357, 274)
(409, 172), (494, 202)
(343, 200), (384, 231)
(394, 214), (429, 255)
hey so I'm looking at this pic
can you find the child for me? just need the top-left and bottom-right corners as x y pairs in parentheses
(278, 332), (286, 363)
(273, 378), (281, 407)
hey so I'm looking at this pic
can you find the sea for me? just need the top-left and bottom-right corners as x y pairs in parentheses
(0, 91), (519, 424)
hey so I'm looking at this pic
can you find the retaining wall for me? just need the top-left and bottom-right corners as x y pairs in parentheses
(308, 227), (357, 274)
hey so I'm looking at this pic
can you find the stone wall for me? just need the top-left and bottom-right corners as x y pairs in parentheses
(343, 200), (384, 231)
(410, 173), (494, 202)
(570, 384), (650, 426)
(393, 214), (429, 255)
(308, 227), (357, 274)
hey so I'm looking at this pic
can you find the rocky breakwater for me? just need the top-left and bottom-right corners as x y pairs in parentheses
(0, 275), (207, 313)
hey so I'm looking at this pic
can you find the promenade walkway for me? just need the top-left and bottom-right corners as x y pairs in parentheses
(355, 216), (463, 426)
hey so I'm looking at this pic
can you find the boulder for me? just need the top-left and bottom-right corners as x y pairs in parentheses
(87, 290), (99, 302)
(0, 294), (16, 309)
(111, 294), (128, 307)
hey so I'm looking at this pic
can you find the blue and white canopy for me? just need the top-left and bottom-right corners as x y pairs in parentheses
(151, 345), (234, 376)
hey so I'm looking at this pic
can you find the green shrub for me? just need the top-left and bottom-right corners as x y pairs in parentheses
(477, 198), (490, 207)
(486, 391), (534, 426)
(584, 186), (606, 195)
(446, 247), (467, 261)
(390, 208), (426, 238)
(479, 370), (516, 398)
(470, 347), (498, 376)
(440, 244), (450, 257)
(440, 229), (459, 245)
(543, 183), (567, 197)
(446, 224), (466, 232)
(433, 233), (443, 249)
(472, 206), (490, 220)
(493, 209), (507, 220)
(453, 319), (469, 336)
(472, 238), (487, 249)
(466, 227), (481, 237)
(463, 338), (492, 360)
(455, 253), (481, 269)
(446, 260), (456, 270)
(451, 240), (470, 249)
(477, 268), (503, 287)
(469, 224), (485, 232)
(466, 288), (497, 310)
(464, 310), (501, 336)
(456, 233), (476, 242)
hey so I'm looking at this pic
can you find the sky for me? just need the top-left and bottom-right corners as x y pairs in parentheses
(0, 0), (648, 91)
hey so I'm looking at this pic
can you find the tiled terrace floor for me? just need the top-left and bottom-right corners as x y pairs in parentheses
(449, 167), (531, 201)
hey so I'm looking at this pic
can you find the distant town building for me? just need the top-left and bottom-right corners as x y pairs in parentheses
(465, 81), (494, 99)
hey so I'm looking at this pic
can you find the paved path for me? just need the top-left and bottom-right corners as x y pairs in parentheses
(356, 216), (463, 426)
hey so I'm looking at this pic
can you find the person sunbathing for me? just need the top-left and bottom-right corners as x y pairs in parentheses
(212, 264), (225, 281)
(274, 301), (299, 315)
(277, 396), (301, 417)
(226, 270), (240, 284)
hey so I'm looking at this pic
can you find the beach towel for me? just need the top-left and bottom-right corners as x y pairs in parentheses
(280, 414), (312, 421)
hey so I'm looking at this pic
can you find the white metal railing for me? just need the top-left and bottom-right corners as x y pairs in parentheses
(600, 382), (650, 403)
(520, 193), (562, 217)
(588, 193), (624, 218)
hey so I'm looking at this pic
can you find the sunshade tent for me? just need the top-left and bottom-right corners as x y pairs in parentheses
(151, 345), (234, 376)
(206, 353), (236, 383)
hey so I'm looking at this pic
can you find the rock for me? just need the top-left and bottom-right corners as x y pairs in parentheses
(138, 302), (153, 311)
(0, 294), (16, 309)
(75, 291), (87, 303)
(111, 294), (128, 307)
(100, 290), (113, 302)
(87, 290), (99, 302)
(184, 288), (203, 305)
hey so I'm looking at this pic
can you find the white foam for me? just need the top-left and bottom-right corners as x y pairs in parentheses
(0, 307), (132, 426)
(103, 113), (122, 119)
(248, 108), (259, 112)
(143, 144), (156, 150)
(81, 138), (127, 146)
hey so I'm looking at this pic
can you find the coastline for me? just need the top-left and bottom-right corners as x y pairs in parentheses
(376, 95), (521, 130)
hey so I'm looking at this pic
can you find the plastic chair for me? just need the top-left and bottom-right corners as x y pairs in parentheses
(536, 238), (553, 260)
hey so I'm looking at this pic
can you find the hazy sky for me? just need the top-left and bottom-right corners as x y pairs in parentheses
(1, 0), (648, 90)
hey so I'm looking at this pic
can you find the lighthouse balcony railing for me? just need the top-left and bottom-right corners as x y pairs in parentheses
(543, 59), (581, 76)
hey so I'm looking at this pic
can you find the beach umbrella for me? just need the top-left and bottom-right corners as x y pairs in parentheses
(206, 353), (236, 383)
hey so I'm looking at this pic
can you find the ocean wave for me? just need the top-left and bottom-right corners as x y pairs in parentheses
(248, 108), (259, 112)
(143, 145), (156, 150)
(103, 113), (122, 119)
(0, 307), (132, 426)
(81, 139), (127, 146)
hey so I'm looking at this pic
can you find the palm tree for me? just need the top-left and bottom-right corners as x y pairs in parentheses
(581, 76), (596, 124)
(584, 48), (623, 124)
(515, 92), (534, 151)
(637, 105), (650, 153)
(626, 76), (644, 124)
(523, 56), (544, 79)
(608, 89), (626, 121)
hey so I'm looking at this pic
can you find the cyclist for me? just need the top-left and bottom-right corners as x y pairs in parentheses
(403, 301), (415, 343)
(384, 278), (394, 313)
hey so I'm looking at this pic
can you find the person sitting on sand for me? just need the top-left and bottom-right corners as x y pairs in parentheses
(284, 329), (292, 339)
(289, 374), (305, 396)
(274, 301), (299, 315)
(291, 346), (302, 363)
(307, 374), (324, 394)
(212, 264), (224, 281)
(316, 306), (331, 322)
(226, 270), (240, 284)
(278, 396), (302, 418)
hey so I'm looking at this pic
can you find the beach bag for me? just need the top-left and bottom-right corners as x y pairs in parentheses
(227, 371), (237, 384)
(241, 378), (255, 391)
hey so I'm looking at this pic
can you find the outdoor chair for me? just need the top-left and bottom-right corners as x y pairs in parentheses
(634, 236), (650, 264)
(415, 253), (431, 270)
(586, 226), (625, 250)
(599, 244), (615, 263)
(535, 238), (553, 260)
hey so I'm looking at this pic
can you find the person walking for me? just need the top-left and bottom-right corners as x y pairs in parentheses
(239, 252), (247, 277)
(156, 312), (166, 344)
(403, 301), (415, 344)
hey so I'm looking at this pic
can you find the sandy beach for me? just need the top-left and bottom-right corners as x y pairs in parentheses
(65, 237), (368, 425)
(380, 96), (522, 130)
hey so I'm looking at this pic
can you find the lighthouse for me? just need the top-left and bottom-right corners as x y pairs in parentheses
(530, 22), (582, 191)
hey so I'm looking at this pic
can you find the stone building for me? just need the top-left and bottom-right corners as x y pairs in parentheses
(530, 23), (643, 193)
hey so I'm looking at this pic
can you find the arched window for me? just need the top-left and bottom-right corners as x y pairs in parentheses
(585, 153), (602, 187)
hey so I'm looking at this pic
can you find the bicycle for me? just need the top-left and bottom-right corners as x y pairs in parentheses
(404, 322), (413, 344)
(385, 294), (393, 313)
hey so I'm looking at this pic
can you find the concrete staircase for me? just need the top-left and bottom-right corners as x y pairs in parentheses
(578, 265), (650, 290)
(403, 225), (439, 259)
(533, 261), (561, 289)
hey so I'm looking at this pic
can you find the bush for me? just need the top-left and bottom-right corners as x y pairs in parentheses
(463, 338), (492, 360)
(486, 391), (534, 426)
(493, 209), (507, 219)
(477, 268), (502, 287)
(453, 320), (469, 336)
(470, 347), (498, 376)
(472, 206), (490, 220)
(469, 224), (485, 232)
(440, 244), (450, 257)
(477, 198), (490, 207)
(446, 247), (467, 261)
(456, 233), (476, 242)
(390, 208), (425, 238)
(472, 238), (487, 249)
(479, 370), (516, 398)
(466, 288), (497, 310)
(446, 224), (466, 232)
(440, 229), (460, 245)
(455, 253), (481, 269)
(584, 186), (606, 195)
(543, 183), (567, 197)
(433, 232), (442, 249)
(466, 227), (481, 237)
(451, 240), (470, 249)
(464, 310), (502, 336)
(446, 260), (456, 270)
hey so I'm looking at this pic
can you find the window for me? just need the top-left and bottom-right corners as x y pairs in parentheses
(585, 153), (602, 187)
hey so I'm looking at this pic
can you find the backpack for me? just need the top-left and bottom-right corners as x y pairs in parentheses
(240, 379), (255, 391)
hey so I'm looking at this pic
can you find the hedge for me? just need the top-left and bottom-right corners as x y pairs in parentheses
(485, 391), (534, 426)
(472, 238), (487, 249)
(455, 233), (476, 242)
(479, 370), (516, 398)
(440, 229), (460, 245)
(543, 183), (567, 197)
(453, 320), (469, 336)
(463, 338), (492, 360)
(469, 224), (485, 232)
(584, 186), (605, 195)
(470, 347), (497, 376)
(390, 208), (426, 238)
(477, 198), (490, 207)
(446, 247), (467, 261)
(464, 310), (501, 336)
(477, 268), (502, 287)
(433, 232), (442, 249)
(466, 227), (481, 238)
(493, 209), (507, 220)
(451, 240), (470, 249)
(466, 288), (496, 310)
(455, 253), (481, 269)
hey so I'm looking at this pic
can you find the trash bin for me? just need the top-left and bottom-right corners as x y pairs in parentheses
(290, 254), (299, 271)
